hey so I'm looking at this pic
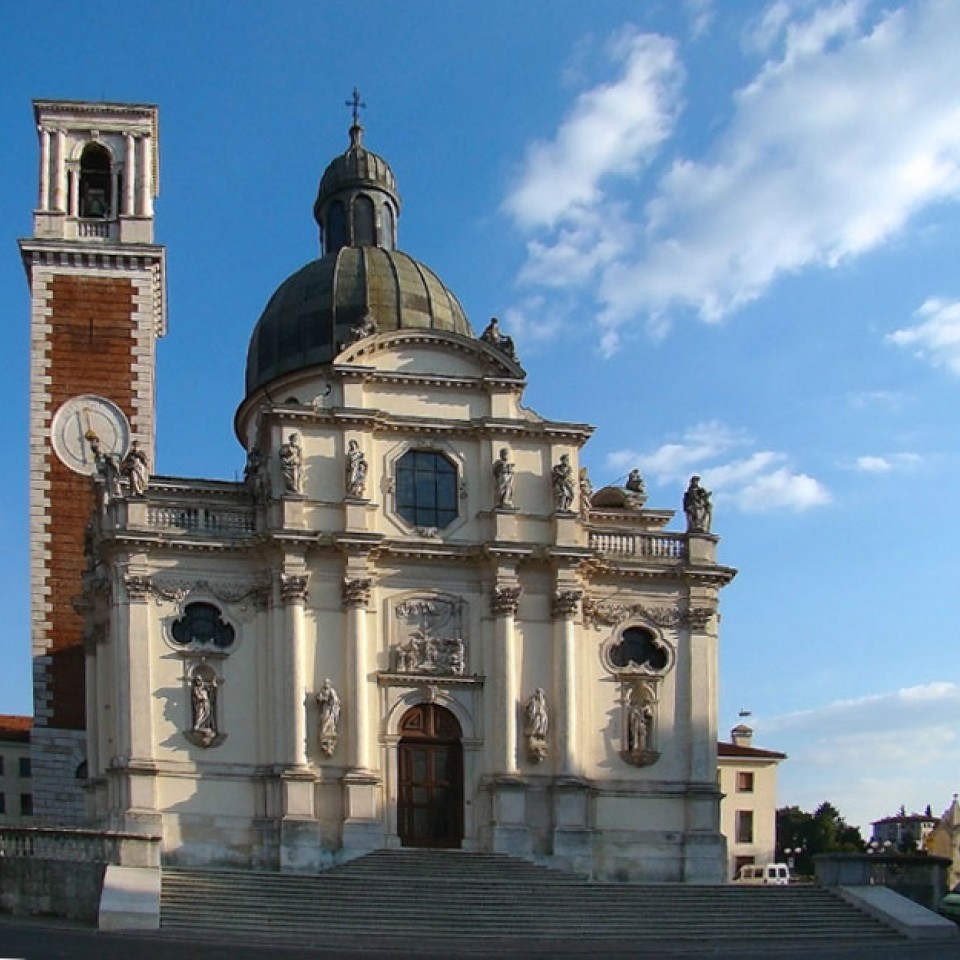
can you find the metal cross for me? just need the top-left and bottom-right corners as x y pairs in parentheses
(346, 88), (366, 126)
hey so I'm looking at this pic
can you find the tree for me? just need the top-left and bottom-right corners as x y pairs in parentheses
(776, 802), (865, 877)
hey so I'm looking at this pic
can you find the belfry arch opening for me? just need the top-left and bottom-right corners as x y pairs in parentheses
(79, 143), (112, 218)
(397, 703), (463, 848)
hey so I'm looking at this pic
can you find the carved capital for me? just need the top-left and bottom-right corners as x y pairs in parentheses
(280, 574), (309, 604)
(342, 577), (372, 607)
(124, 575), (152, 601)
(490, 585), (522, 617)
(551, 589), (582, 619)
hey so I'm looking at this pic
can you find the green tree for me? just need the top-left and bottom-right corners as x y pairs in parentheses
(776, 802), (865, 876)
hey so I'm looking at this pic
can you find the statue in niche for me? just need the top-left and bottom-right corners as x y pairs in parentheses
(315, 679), (341, 758)
(492, 447), (516, 509)
(480, 317), (517, 360)
(279, 432), (303, 495)
(552, 454), (575, 512)
(120, 440), (150, 497)
(345, 440), (368, 498)
(190, 673), (218, 741)
(578, 467), (592, 522)
(622, 684), (659, 767)
(683, 475), (712, 533)
(524, 688), (549, 762)
(244, 444), (269, 502)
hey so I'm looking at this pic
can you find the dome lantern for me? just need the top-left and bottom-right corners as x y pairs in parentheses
(313, 89), (400, 255)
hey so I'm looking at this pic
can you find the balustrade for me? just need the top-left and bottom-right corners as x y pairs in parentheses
(589, 531), (686, 560)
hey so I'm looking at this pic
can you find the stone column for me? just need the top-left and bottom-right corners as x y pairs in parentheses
(124, 133), (136, 216)
(53, 128), (66, 212)
(341, 576), (380, 857)
(551, 589), (582, 776)
(491, 584), (522, 775)
(138, 134), (152, 217)
(117, 574), (159, 826)
(280, 573), (309, 768)
(342, 577), (372, 772)
(38, 127), (51, 210)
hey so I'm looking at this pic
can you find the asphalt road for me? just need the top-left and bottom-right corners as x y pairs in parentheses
(1, 918), (960, 960)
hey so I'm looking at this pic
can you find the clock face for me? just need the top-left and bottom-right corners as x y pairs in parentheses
(51, 395), (131, 475)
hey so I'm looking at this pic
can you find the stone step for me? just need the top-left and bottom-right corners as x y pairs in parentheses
(160, 851), (905, 946)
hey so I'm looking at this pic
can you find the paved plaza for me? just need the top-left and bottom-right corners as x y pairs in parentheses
(1, 918), (960, 960)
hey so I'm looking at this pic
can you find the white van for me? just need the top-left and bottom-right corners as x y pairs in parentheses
(735, 863), (791, 885)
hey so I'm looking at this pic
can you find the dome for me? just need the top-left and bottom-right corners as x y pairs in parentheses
(245, 246), (473, 395)
(315, 125), (398, 209)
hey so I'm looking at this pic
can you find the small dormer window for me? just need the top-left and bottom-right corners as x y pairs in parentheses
(325, 200), (346, 253)
(79, 143), (112, 219)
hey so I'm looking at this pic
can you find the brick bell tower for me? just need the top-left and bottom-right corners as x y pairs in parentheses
(19, 100), (165, 822)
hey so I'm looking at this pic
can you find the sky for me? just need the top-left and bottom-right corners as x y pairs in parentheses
(1, 0), (959, 834)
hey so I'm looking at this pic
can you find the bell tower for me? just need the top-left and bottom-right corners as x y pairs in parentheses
(19, 100), (166, 822)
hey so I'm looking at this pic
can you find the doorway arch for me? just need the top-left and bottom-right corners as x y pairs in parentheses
(397, 703), (463, 848)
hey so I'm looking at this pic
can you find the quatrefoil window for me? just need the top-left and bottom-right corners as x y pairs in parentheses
(610, 627), (669, 673)
(171, 602), (235, 649)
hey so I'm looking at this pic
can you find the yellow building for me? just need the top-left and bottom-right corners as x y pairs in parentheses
(0, 716), (33, 822)
(718, 724), (785, 880)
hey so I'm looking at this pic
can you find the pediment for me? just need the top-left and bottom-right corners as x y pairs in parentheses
(335, 329), (525, 381)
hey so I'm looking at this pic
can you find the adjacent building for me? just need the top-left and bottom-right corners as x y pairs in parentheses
(871, 808), (938, 852)
(21, 98), (737, 881)
(718, 723), (786, 880)
(0, 716), (34, 822)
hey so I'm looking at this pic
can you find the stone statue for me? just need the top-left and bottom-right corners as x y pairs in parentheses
(279, 432), (303, 495)
(524, 688), (549, 762)
(315, 679), (341, 758)
(244, 445), (269, 502)
(626, 468), (646, 497)
(552, 454), (575, 512)
(346, 312), (377, 345)
(98, 453), (123, 500)
(627, 695), (654, 755)
(578, 467), (593, 522)
(120, 440), (149, 497)
(480, 317), (516, 360)
(190, 674), (217, 737)
(492, 447), (515, 509)
(683, 475), (712, 533)
(345, 440), (368, 498)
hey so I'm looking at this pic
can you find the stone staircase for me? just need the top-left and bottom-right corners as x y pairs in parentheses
(160, 849), (905, 950)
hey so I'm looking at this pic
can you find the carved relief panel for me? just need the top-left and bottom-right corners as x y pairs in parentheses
(388, 595), (469, 677)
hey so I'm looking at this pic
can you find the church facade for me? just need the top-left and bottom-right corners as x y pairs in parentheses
(24, 99), (736, 882)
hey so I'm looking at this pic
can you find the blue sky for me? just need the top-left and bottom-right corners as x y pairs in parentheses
(2, 0), (959, 832)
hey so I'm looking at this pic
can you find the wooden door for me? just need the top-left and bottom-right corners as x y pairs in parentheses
(397, 703), (463, 848)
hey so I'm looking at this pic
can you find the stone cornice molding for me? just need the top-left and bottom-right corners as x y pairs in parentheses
(342, 577), (372, 608)
(490, 585), (523, 617)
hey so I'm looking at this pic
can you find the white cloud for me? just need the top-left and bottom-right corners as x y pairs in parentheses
(503, 27), (683, 230)
(606, 421), (830, 513)
(847, 389), (906, 410)
(853, 452), (922, 473)
(506, 1), (960, 348)
(888, 297), (960, 374)
(756, 683), (960, 829)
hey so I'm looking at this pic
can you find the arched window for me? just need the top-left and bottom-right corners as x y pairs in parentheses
(353, 195), (375, 246)
(610, 626), (669, 672)
(395, 450), (458, 529)
(171, 602), (235, 650)
(381, 204), (395, 250)
(79, 143), (112, 219)
(325, 200), (346, 253)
